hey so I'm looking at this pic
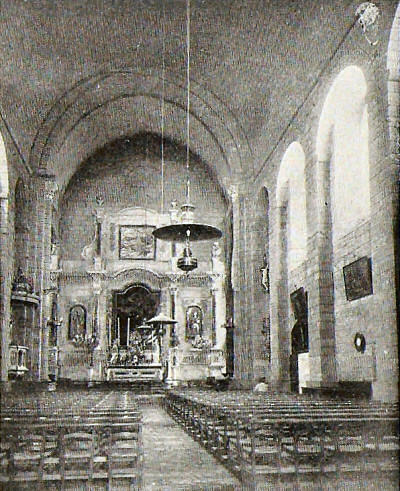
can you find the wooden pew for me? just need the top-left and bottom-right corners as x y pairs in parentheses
(0, 414), (143, 490)
(164, 390), (399, 488)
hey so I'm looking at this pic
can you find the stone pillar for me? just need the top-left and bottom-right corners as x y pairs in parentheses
(272, 203), (290, 389)
(368, 72), (399, 402)
(169, 285), (178, 345)
(90, 272), (106, 381)
(0, 195), (11, 387)
(307, 159), (337, 387)
(229, 184), (253, 387)
(36, 177), (58, 381)
(94, 207), (105, 270)
(210, 274), (226, 350)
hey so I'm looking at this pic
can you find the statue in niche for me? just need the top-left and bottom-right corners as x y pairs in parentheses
(211, 241), (224, 272)
(211, 242), (221, 258)
(169, 200), (179, 223)
(68, 305), (86, 340)
(186, 306), (203, 340)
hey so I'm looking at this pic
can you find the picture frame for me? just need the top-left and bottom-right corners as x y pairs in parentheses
(343, 256), (373, 302)
(119, 225), (156, 260)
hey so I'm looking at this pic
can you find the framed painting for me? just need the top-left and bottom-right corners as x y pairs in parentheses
(343, 256), (373, 301)
(119, 225), (156, 260)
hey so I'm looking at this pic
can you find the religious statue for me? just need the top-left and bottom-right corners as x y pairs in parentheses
(169, 200), (179, 223)
(260, 254), (269, 292)
(186, 306), (203, 340)
(211, 242), (221, 258)
(109, 339), (119, 365)
(191, 334), (211, 350)
(68, 305), (86, 340)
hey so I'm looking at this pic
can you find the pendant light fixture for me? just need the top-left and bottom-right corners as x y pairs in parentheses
(152, 0), (222, 272)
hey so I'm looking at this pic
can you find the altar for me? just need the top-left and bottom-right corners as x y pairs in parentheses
(54, 206), (228, 385)
(106, 364), (163, 382)
(106, 322), (165, 382)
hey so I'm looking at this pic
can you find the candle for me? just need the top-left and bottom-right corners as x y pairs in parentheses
(127, 317), (130, 346)
(108, 317), (111, 347)
(117, 317), (120, 345)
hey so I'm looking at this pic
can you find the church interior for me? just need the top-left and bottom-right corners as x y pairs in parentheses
(0, 0), (399, 489)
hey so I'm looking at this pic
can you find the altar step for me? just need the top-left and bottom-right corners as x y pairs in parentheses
(104, 380), (166, 394)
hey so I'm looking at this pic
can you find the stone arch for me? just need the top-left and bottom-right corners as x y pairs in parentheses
(28, 69), (250, 194)
(310, 65), (370, 392)
(382, 2), (400, 402)
(273, 142), (307, 388)
(109, 268), (166, 293)
(317, 66), (369, 241)
(0, 133), (8, 199)
(0, 130), (11, 384)
(387, 3), (400, 81)
(276, 142), (307, 272)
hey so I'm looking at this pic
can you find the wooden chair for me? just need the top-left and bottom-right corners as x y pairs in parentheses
(107, 429), (143, 490)
(60, 428), (96, 488)
(10, 429), (46, 483)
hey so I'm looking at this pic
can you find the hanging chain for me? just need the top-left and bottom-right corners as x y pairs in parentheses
(186, 0), (191, 205)
(161, 2), (165, 214)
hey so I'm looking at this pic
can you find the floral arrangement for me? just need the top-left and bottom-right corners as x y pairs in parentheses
(191, 335), (211, 350)
(71, 334), (98, 351)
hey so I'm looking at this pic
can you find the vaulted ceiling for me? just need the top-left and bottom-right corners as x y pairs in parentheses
(0, 0), (396, 186)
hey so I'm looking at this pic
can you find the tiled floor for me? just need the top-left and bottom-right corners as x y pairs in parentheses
(141, 406), (240, 490)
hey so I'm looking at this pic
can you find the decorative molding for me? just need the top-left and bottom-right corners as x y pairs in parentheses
(56, 267), (215, 291)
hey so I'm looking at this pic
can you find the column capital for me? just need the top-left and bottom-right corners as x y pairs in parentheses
(43, 178), (59, 203)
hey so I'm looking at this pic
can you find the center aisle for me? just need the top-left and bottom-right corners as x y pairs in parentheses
(141, 405), (240, 490)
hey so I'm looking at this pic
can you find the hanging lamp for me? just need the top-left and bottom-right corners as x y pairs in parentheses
(152, 0), (222, 273)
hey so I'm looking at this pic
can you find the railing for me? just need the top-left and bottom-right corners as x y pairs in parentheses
(181, 349), (210, 365)
(8, 345), (29, 378)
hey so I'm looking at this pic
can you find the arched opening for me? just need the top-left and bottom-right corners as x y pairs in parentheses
(0, 130), (10, 385)
(315, 66), (371, 390)
(59, 133), (229, 268)
(275, 142), (307, 390)
(277, 142), (307, 272)
(384, 3), (400, 403)
(317, 66), (369, 242)
(112, 284), (160, 347)
(56, 132), (229, 383)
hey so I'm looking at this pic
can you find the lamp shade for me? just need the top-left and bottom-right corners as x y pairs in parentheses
(147, 313), (177, 325)
(152, 223), (222, 242)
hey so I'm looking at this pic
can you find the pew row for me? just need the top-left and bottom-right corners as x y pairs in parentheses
(164, 390), (399, 488)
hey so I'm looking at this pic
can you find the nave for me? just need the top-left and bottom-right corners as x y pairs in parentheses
(1, 386), (398, 490)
